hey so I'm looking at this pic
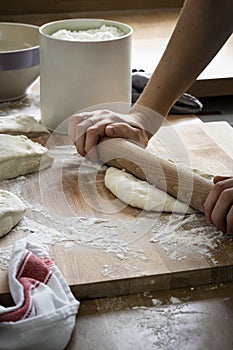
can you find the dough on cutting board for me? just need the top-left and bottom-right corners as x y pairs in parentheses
(0, 134), (53, 180)
(104, 167), (195, 214)
(0, 115), (50, 138)
(0, 189), (26, 238)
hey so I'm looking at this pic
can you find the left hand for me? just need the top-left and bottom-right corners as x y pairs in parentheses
(68, 106), (164, 162)
(68, 109), (150, 162)
(204, 176), (233, 235)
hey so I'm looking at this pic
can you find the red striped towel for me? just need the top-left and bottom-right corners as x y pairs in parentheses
(0, 239), (79, 350)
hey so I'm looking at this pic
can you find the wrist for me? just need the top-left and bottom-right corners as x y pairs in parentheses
(129, 104), (164, 135)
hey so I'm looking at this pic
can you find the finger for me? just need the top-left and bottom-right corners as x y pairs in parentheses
(204, 177), (233, 222)
(74, 124), (87, 157)
(68, 113), (93, 143)
(71, 115), (114, 158)
(74, 119), (95, 156)
(210, 188), (233, 232)
(226, 205), (233, 235)
(84, 122), (111, 162)
(105, 123), (148, 145)
(68, 114), (84, 143)
(85, 127), (101, 162)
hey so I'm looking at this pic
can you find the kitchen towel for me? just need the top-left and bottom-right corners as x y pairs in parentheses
(0, 239), (79, 350)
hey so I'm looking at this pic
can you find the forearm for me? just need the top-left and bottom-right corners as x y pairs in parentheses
(136, 0), (233, 116)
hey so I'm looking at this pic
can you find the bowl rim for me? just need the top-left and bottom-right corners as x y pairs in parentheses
(0, 22), (40, 71)
(39, 18), (133, 43)
(0, 22), (40, 53)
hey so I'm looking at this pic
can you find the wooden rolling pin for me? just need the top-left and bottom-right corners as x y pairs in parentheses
(97, 137), (214, 213)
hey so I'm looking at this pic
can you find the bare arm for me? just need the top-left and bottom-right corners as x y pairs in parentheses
(136, 0), (233, 116)
(68, 0), (233, 233)
(69, 0), (233, 159)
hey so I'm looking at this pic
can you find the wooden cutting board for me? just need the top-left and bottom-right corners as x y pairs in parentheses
(0, 121), (233, 300)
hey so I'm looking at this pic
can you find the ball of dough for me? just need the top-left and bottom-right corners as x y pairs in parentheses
(0, 190), (27, 238)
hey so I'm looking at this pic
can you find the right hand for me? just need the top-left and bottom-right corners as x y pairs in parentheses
(204, 176), (233, 235)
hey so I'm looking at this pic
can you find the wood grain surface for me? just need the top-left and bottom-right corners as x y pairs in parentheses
(0, 120), (233, 300)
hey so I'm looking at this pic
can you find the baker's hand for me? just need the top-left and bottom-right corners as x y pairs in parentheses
(68, 106), (163, 162)
(204, 176), (233, 235)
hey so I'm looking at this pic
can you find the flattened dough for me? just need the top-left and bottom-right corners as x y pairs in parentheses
(104, 167), (194, 214)
(0, 115), (50, 138)
(0, 189), (26, 237)
(0, 134), (53, 180)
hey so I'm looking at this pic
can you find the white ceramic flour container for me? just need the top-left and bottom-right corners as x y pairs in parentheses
(39, 19), (133, 133)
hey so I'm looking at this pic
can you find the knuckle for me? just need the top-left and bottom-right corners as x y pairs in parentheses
(86, 126), (97, 134)
(214, 181), (226, 193)
(69, 113), (77, 120)
(98, 109), (110, 117)
(68, 114), (77, 126)
(220, 188), (233, 202)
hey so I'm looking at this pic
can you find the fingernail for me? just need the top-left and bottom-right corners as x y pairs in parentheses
(107, 125), (116, 135)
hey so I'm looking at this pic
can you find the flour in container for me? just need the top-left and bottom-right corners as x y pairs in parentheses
(52, 25), (125, 41)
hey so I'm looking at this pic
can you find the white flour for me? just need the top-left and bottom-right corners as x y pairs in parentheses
(0, 246), (14, 270)
(0, 164), (148, 270)
(0, 87), (40, 120)
(97, 297), (214, 350)
(52, 25), (125, 41)
(0, 145), (229, 273)
(0, 167), (227, 273)
(150, 213), (226, 263)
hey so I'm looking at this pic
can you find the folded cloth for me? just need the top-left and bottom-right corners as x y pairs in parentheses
(0, 240), (79, 350)
(131, 69), (203, 114)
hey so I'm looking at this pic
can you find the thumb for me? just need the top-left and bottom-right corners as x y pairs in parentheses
(105, 124), (118, 137)
(105, 123), (140, 140)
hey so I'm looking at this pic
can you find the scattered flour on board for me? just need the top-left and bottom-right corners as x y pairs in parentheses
(0, 88), (40, 120)
(0, 164), (148, 270)
(169, 296), (182, 304)
(101, 264), (114, 277)
(0, 144), (228, 272)
(150, 213), (225, 263)
(52, 25), (125, 41)
(151, 298), (162, 307)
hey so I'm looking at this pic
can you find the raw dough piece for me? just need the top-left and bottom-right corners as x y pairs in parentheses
(0, 189), (26, 237)
(104, 167), (194, 214)
(0, 115), (50, 138)
(0, 134), (53, 180)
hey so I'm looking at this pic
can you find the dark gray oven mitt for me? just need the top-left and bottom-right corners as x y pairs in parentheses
(132, 69), (203, 114)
